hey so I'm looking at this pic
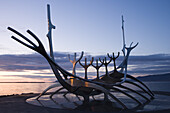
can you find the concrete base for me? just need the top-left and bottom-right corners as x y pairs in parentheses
(26, 91), (170, 112)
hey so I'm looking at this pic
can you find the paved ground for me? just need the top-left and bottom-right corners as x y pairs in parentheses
(0, 92), (170, 113)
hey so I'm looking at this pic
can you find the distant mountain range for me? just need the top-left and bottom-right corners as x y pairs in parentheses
(136, 73), (170, 81)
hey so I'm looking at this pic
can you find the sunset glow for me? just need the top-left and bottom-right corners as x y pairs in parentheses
(0, 69), (55, 82)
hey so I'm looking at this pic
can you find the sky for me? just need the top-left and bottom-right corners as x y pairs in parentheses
(0, 0), (170, 82)
(0, 0), (170, 55)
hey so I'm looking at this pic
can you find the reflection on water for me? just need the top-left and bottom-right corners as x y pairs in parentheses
(144, 82), (170, 92)
(0, 82), (170, 96)
(0, 82), (59, 96)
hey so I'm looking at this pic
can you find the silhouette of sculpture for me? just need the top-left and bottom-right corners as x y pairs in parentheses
(79, 57), (94, 79)
(107, 52), (120, 71)
(68, 52), (84, 75)
(7, 4), (154, 109)
(99, 57), (112, 77)
(91, 59), (103, 79)
(47, 4), (55, 61)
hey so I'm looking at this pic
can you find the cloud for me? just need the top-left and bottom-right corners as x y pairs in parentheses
(124, 54), (170, 75)
(0, 53), (170, 78)
(0, 52), (77, 71)
(0, 54), (49, 71)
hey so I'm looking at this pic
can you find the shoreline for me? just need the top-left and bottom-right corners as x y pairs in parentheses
(0, 91), (170, 113)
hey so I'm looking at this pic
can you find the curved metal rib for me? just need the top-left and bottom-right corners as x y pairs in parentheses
(126, 75), (154, 96)
(125, 80), (154, 99)
(50, 87), (65, 98)
(108, 92), (127, 109)
(116, 85), (150, 101)
(111, 87), (142, 105)
(36, 83), (61, 99)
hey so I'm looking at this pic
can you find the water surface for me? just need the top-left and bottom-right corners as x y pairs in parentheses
(0, 82), (58, 96)
(0, 81), (170, 96)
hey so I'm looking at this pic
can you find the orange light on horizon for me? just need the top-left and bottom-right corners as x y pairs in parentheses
(0, 69), (55, 82)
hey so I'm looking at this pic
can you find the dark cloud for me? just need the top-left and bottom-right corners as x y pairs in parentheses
(0, 53), (170, 77)
(123, 54), (170, 75)
(0, 54), (50, 71)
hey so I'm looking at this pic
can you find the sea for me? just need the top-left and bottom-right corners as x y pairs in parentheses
(0, 81), (170, 96)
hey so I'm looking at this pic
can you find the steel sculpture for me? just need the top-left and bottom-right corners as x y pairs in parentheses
(91, 59), (103, 79)
(79, 57), (94, 79)
(51, 52), (84, 99)
(99, 57), (112, 77)
(8, 27), (128, 108)
(47, 4), (55, 61)
(7, 4), (154, 109)
(35, 4), (58, 99)
(68, 52), (84, 75)
(107, 52), (120, 71)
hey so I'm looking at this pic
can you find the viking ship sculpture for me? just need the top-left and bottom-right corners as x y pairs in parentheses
(8, 4), (154, 109)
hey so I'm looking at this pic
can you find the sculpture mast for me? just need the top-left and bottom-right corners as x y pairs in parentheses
(47, 4), (56, 61)
(121, 15), (125, 56)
